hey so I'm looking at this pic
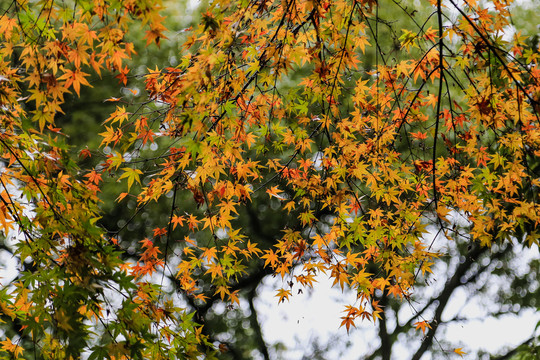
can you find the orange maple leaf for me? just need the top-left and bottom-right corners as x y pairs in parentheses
(57, 68), (92, 96)
(275, 288), (291, 303)
(410, 131), (428, 140)
(340, 315), (356, 333)
(170, 215), (185, 230)
(414, 320), (432, 335)
(262, 250), (279, 268)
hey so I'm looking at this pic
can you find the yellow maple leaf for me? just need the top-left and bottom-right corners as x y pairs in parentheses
(0, 338), (23, 358)
(275, 288), (291, 303)
(55, 309), (73, 332)
(454, 348), (466, 357)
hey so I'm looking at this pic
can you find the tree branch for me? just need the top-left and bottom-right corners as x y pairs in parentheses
(411, 242), (512, 360)
(411, 243), (487, 360)
(248, 286), (270, 360)
(377, 291), (392, 360)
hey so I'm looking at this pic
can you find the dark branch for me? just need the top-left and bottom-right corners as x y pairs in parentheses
(248, 286), (270, 360)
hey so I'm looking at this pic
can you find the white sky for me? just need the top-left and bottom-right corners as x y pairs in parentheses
(256, 244), (540, 359)
(256, 271), (540, 359)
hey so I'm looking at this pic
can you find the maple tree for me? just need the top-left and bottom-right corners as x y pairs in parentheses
(0, 0), (539, 359)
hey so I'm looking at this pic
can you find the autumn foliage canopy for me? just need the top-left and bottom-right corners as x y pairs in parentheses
(0, 0), (539, 358)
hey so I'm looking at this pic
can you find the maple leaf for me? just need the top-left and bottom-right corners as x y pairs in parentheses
(84, 171), (102, 185)
(262, 250), (279, 268)
(0, 338), (23, 359)
(170, 215), (185, 230)
(104, 97), (122, 102)
(283, 201), (296, 213)
(220, 200), (238, 217)
(79, 148), (92, 159)
(201, 247), (217, 262)
(187, 215), (200, 231)
(205, 264), (223, 280)
(243, 240), (262, 258)
(414, 320), (432, 335)
(331, 265), (350, 291)
(340, 315), (356, 333)
(275, 288), (291, 303)
(55, 309), (73, 332)
(105, 106), (130, 125)
(57, 68), (92, 96)
(410, 131), (428, 140)
(215, 286), (229, 300)
(454, 348), (467, 357)
(116, 192), (129, 202)
(118, 167), (143, 191)
(99, 126), (123, 147)
(153, 227), (167, 237)
(266, 186), (286, 200)
(140, 238), (154, 249)
(144, 20), (168, 46)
